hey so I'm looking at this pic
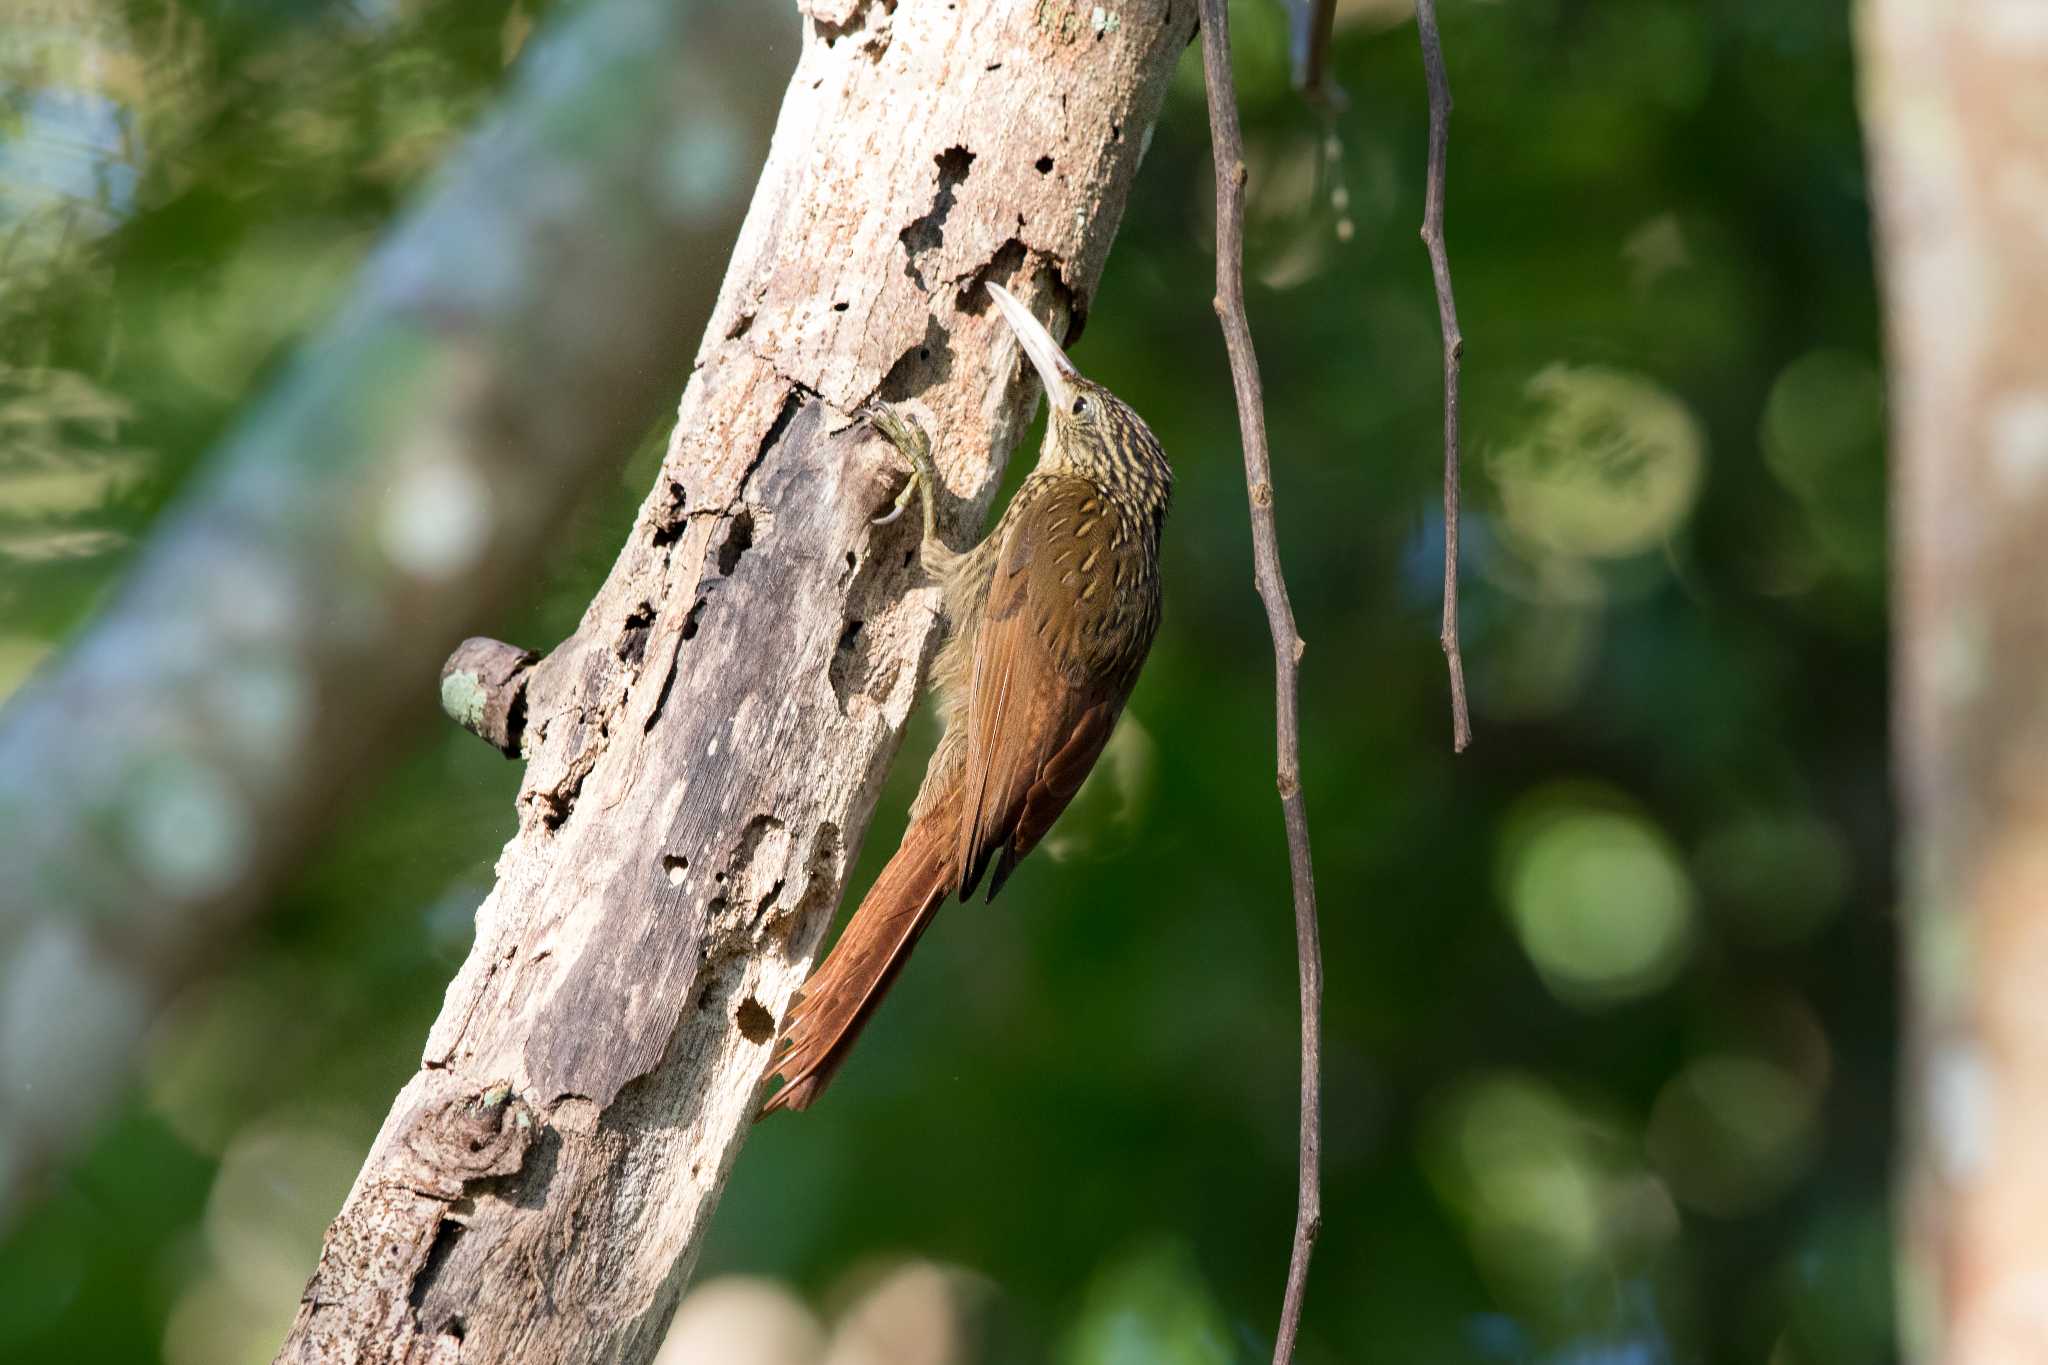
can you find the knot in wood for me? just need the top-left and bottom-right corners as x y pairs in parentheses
(1250, 480), (1274, 508)
(1276, 770), (1301, 800)
(399, 1082), (537, 1198)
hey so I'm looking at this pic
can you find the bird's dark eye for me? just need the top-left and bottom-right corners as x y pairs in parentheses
(1071, 395), (1090, 417)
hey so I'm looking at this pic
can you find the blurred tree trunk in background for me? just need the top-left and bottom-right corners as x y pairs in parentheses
(275, 1), (1194, 1362)
(1861, 3), (2048, 1362)
(0, 0), (766, 1229)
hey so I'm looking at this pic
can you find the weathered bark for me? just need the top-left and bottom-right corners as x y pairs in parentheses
(276, 2), (1194, 1361)
(1861, 4), (2048, 1362)
(0, 0), (768, 1227)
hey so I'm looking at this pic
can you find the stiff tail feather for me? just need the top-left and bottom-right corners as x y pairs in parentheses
(760, 803), (958, 1114)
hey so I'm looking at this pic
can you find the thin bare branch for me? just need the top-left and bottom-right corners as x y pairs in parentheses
(1196, 3), (1324, 1361)
(1416, 0), (1471, 752)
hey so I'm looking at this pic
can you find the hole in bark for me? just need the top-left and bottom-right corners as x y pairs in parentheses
(681, 597), (708, 641)
(829, 618), (870, 709)
(899, 145), (976, 289)
(651, 479), (688, 545)
(735, 996), (775, 1043)
(502, 685), (528, 757)
(833, 300), (849, 312)
(644, 663), (679, 734)
(617, 602), (655, 664)
(716, 510), (755, 576)
(1035, 155), (1053, 173)
(410, 1219), (466, 1310)
(662, 854), (689, 886)
(957, 237), (1029, 314)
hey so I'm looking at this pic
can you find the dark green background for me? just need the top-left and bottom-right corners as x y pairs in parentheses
(0, 1), (1892, 1360)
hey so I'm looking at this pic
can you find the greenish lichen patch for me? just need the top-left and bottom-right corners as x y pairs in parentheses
(441, 670), (489, 731)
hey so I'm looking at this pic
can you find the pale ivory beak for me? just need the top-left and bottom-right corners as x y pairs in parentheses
(985, 281), (1079, 414)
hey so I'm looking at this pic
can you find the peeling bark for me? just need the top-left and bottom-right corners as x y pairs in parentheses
(278, 2), (1193, 1360)
(1862, 3), (2048, 1361)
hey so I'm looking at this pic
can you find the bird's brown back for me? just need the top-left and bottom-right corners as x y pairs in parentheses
(762, 366), (1172, 1114)
(954, 474), (1161, 900)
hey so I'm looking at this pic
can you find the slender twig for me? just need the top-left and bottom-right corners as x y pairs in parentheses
(1196, 4), (1324, 1361)
(1416, 0), (1471, 752)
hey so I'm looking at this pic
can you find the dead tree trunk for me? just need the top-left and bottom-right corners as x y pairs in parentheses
(277, 2), (1193, 1361)
(1862, 3), (2048, 1361)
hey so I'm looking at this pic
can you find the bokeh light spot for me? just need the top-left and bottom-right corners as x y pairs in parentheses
(1647, 1055), (1819, 1217)
(1695, 811), (1851, 948)
(655, 1275), (824, 1365)
(1762, 349), (1885, 577)
(380, 449), (492, 580)
(1498, 786), (1696, 1008)
(1422, 1073), (1674, 1316)
(124, 758), (255, 903)
(1490, 364), (1705, 564)
(1060, 1240), (1232, 1365)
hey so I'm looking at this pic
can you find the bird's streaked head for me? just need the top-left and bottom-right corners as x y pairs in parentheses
(985, 281), (1172, 508)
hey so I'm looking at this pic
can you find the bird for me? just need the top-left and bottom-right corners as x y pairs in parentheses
(760, 281), (1173, 1114)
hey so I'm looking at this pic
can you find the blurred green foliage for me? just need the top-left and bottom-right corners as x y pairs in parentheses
(0, 0), (1891, 1361)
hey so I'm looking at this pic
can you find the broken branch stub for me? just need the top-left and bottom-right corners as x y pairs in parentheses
(440, 637), (539, 756)
(279, 3), (1196, 1362)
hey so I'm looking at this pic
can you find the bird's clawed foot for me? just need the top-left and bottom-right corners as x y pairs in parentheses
(863, 401), (938, 533)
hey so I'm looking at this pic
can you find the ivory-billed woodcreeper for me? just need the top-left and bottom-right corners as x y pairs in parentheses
(761, 282), (1173, 1113)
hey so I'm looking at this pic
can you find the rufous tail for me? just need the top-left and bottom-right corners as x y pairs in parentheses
(760, 796), (958, 1114)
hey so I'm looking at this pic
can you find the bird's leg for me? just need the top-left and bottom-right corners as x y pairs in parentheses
(865, 402), (955, 577)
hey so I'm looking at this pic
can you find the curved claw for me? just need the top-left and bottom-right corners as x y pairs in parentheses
(863, 401), (934, 530)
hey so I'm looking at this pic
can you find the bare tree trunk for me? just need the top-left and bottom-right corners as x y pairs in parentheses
(1861, 4), (2048, 1361)
(277, 2), (1194, 1361)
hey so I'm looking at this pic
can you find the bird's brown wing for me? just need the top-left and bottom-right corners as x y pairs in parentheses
(954, 478), (1147, 902)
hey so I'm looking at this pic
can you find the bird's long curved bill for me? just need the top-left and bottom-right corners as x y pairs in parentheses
(986, 281), (1079, 413)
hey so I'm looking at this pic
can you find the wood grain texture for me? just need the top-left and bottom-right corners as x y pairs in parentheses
(278, 2), (1194, 1360)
